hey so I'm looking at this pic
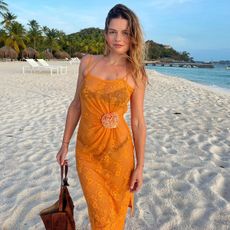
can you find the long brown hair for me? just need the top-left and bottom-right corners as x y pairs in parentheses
(104, 4), (147, 86)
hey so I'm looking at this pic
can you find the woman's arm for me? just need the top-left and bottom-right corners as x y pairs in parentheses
(56, 55), (89, 165)
(129, 79), (147, 192)
(61, 67), (83, 145)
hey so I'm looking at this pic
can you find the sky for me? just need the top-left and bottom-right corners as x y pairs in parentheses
(5, 0), (230, 61)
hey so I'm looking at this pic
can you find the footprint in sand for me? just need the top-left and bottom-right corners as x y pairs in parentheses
(162, 146), (177, 154)
(210, 174), (230, 202)
(171, 180), (191, 192)
(187, 169), (218, 187)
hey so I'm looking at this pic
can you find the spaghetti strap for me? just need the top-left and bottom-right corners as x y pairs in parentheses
(84, 55), (102, 77)
(84, 55), (93, 76)
(122, 74), (128, 91)
(121, 65), (129, 88)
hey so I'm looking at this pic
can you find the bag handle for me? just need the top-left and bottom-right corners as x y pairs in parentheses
(59, 160), (69, 211)
(61, 160), (69, 186)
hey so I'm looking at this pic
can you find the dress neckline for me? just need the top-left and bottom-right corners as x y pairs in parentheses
(86, 73), (134, 92)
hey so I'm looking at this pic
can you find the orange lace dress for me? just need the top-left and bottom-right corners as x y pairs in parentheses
(75, 69), (135, 230)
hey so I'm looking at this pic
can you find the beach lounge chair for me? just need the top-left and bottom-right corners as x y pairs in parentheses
(37, 59), (67, 75)
(69, 57), (80, 64)
(22, 59), (59, 75)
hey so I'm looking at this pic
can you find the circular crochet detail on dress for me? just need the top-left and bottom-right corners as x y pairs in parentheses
(101, 112), (119, 128)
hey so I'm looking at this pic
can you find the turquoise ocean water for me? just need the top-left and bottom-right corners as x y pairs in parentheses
(146, 64), (230, 93)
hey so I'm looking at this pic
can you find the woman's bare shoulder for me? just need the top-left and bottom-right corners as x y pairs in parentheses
(80, 54), (103, 67)
(91, 54), (104, 62)
(80, 54), (92, 65)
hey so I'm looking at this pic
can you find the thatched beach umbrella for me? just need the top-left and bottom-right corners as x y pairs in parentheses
(42, 50), (53, 60)
(22, 47), (39, 58)
(0, 46), (18, 59)
(73, 52), (84, 59)
(54, 51), (71, 59)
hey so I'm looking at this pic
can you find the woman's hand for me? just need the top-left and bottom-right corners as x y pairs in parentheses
(130, 166), (143, 193)
(56, 144), (68, 166)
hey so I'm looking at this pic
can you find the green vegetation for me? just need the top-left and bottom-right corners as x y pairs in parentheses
(0, 0), (8, 17)
(0, 1), (193, 61)
(145, 40), (193, 62)
(68, 28), (104, 55)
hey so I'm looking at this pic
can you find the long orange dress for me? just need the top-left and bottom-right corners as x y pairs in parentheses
(75, 61), (135, 230)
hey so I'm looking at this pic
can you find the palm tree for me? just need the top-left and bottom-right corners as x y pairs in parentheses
(0, 28), (7, 46)
(27, 19), (42, 49)
(180, 51), (192, 62)
(5, 21), (26, 53)
(0, 0), (8, 17)
(42, 26), (60, 53)
(1, 11), (17, 29)
(56, 30), (68, 51)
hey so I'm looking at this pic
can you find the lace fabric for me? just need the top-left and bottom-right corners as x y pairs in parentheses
(75, 58), (135, 230)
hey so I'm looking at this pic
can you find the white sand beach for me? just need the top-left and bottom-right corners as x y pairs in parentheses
(0, 61), (230, 230)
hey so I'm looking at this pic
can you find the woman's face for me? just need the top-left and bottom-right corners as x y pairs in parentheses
(105, 18), (130, 55)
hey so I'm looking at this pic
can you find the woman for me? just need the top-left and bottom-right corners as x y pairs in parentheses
(56, 4), (147, 229)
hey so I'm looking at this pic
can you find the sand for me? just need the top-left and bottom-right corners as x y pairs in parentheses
(0, 61), (229, 230)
